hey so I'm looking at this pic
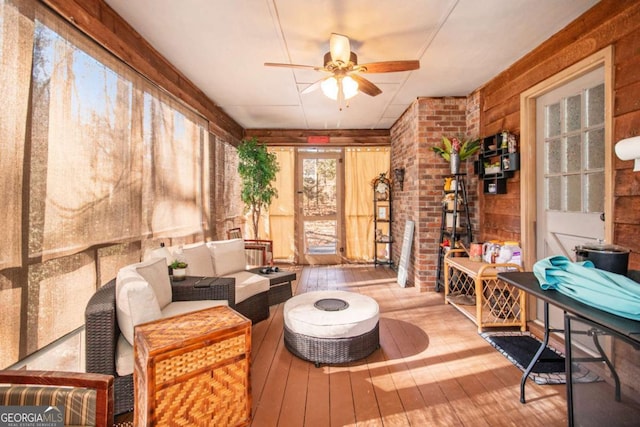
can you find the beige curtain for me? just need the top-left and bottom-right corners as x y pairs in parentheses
(1, 0), (214, 366)
(34, 18), (206, 258)
(32, 12), (148, 260)
(143, 89), (205, 238)
(268, 147), (295, 261)
(344, 147), (390, 261)
(0, 0), (33, 269)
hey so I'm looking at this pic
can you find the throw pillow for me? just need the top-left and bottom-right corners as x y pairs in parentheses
(115, 269), (162, 345)
(181, 243), (215, 276)
(136, 257), (172, 309)
(208, 239), (246, 276)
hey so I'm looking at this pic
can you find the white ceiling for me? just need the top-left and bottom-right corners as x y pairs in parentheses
(104, 0), (599, 130)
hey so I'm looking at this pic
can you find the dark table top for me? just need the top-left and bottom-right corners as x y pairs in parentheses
(498, 271), (640, 345)
(248, 267), (296, 285)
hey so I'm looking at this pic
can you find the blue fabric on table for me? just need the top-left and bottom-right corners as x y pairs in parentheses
(533, 255), (640, 321)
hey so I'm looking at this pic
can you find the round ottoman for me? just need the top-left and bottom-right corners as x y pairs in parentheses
(283, 290), (380, 366)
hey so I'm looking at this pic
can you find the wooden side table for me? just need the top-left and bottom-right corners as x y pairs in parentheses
(134, 306), (251, 426)
(444, 250), (526, 332)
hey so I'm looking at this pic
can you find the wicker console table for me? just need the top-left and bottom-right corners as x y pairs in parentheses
(134, 306), (251, 426)
(444, 250), (526, 332)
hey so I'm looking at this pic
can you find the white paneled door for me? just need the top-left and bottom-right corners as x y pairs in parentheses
(535, 66), (606, 330)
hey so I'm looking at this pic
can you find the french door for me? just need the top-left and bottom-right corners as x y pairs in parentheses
(296, 148), (343, 264)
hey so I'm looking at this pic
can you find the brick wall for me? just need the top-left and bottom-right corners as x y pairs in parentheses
(391, 97), (479, 291)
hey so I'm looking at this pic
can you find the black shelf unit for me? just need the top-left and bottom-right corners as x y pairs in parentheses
(477, 132), (519, 194)
(373, 173), (393, 267)
(435, 174), (473, 291)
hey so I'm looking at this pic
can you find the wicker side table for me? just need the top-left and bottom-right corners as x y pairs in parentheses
(444, 250), (526, 332)
(134, 306), (251, 426)
(248, 267), (296, 305)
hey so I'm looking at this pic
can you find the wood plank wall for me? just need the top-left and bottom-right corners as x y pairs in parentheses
(478, 0), (640, 269)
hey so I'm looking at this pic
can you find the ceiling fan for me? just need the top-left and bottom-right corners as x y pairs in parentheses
(265, 33), (420, 109)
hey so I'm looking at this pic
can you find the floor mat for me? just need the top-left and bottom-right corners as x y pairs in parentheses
(481, 331), (600, 385)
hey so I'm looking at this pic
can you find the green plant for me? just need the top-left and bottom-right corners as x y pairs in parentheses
(237, 137), (280, 238)
(432, 136), (480, 161)
(170, 260), (188, 269)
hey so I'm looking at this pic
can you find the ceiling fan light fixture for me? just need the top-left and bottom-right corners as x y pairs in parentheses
(321, 76), (359, 101)
(342, 75), (359, 100)
(321, 76), (339, 100)
(266, 33), (418, 106)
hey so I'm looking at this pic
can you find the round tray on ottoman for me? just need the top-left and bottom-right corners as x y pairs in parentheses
(283, 290), (380, 366)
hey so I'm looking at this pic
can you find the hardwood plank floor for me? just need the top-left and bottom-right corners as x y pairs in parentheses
(250, 264), (567, 427)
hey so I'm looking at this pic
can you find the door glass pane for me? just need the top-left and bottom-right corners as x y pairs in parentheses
(546, 138), (561, 173)
(302, 158), (337, 216)
(566, 135), (582, 173)
(586, 128), (605, 170)
(565, 175), (582, 212)
(586, 83), (605, 126)
(304, 220), (337, 255)
(546, 103), (561, 137)
(547, 176), (561, 210)
(544, 77), (604, 215)
(565, 94), (582, 132)
(586, 172), (604, 213)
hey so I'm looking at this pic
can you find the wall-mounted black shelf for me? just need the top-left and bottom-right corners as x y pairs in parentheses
(476, 132), (519, 194)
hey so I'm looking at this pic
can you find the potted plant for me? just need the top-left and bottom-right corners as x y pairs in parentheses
(170, 260), (188, 281)
(432, 136), (481, 174)
(237, 137), (280, 239)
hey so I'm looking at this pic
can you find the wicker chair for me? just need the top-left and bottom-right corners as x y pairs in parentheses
(228, 227), (274, 266)
(0, 369), (113, 426)
(84, 277), (235, 415)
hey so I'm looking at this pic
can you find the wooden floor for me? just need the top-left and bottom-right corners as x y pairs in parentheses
(249, 264), (567, 427)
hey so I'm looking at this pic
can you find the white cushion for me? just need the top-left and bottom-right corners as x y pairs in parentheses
(142, 246), (173, 265)
(181, 243), (215, 276)
(115, 268), (162, 345)
(208, 239), (246, 276)
(161, 300), (228, 319)
(136, 257), (172, 309)
(284, 291), (379, 339)
(224, 270), (270, 303)
(115, 334), (134, 376)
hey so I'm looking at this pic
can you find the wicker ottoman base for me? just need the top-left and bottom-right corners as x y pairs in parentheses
(283, 291), (380, 366)
(284, 323), (379, 366)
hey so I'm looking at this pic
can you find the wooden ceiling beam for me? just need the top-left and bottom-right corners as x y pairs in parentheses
(244, 129), (391, 146)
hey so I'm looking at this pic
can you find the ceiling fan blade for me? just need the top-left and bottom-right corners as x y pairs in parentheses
(300, 78), (327, 95)
(356, 60), (420, 73)
(264, 62), (324, 71)
(329, 33), (351, 65)
(350, 74), (382, 97)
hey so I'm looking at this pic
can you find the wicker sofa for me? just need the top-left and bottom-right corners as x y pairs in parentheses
(85, 239), (271, 415)
(84, 267), (235, 415)
(180, 239), (271, 323)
